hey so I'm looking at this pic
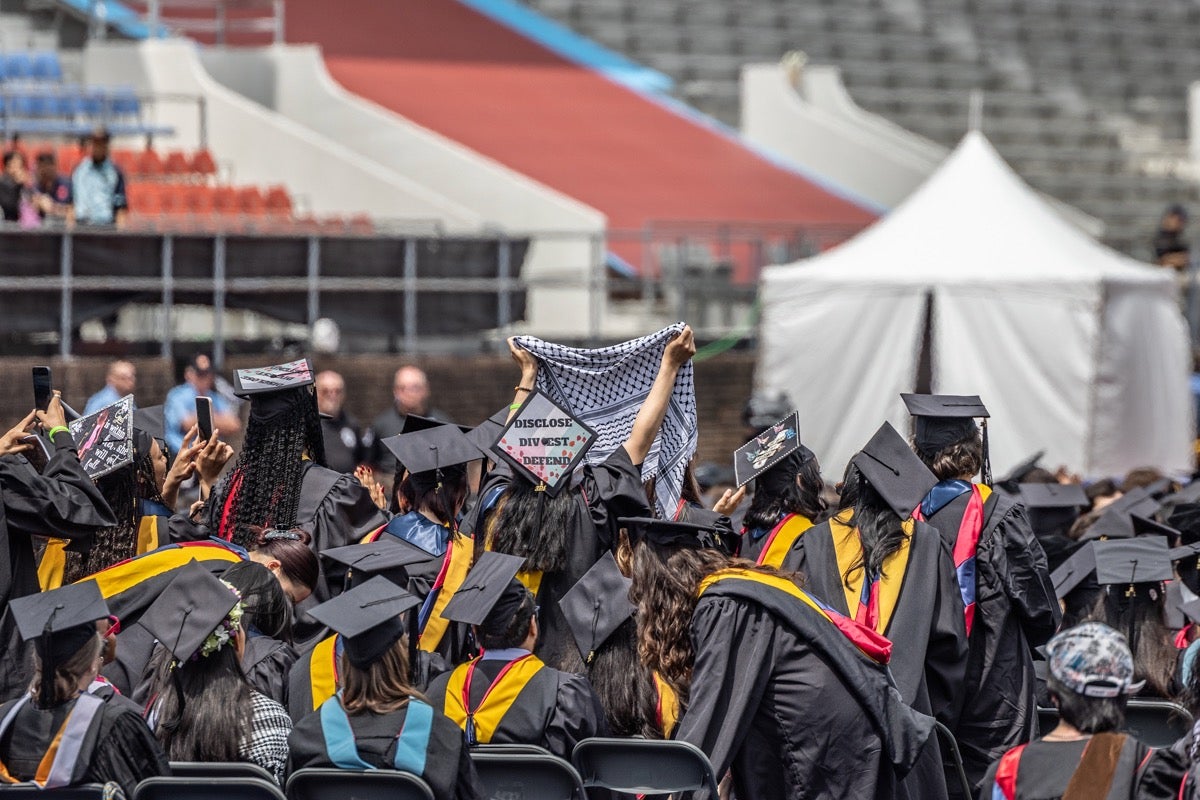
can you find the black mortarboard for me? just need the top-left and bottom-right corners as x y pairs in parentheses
(619, 516), (740, 556)
(1145, 478), (1175, 498)
(1132, 515), (1181, 545)
(441, 551), (528, 629)
(1077, 508), (1135, 542)
(1170, 541), (1200, 595)
(138, 559), (240, 665)
(851, 422), (939, 519)
(10, 580), (109, 708)
(401, 414), (470, 435)
(1168, 503), (1200, 545)
(560, 552), (635, 665)
(321, 537), (435, 588)
(1162, 482), (1200, 511)
(1108, 486), (1161, 519)
(490, 390), (597, 496)
(1020, 483), (1089, 510)
(232, 358), (314, 397)
(306, 576), (421, 669)
(464, 408), (509, 455)
(1051, 537), (1173, 598)
(382, 426), (485, 477)
(733, 410), (803, 488)
(1000, 451), (1045, 485)
(68, 395), (136, 479)
(133, 404), (166, 447)
(901, 394), (990, 481)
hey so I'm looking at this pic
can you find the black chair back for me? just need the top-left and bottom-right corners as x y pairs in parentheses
(571, 737), (718, 796)
(1124, 699), (1194, 748)
(0, 785), (107, 798)
(471, 751), (585, 800)
(169, 762), (275, 781)
(285, 768), (434, 800)
(1037, 705), (1059, 734)
(131, 777), (286, 800)
(934, 720), (974, 799)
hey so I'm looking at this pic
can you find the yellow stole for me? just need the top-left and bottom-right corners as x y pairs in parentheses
(38, 516), (168, 590)
(87, 543), (241, 597)
(828, 512), (914, 634)
(135, 516), (163, 556)
(309, 635), (340, 712)
(652, 672), (679, 737)
(756, 513), (814, 568)
(443, 655), (546, 743)
(420, 536), (474, 653)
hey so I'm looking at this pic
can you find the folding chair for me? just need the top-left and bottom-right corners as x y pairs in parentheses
(471, 750), (585, 800)
(285, 768), (434, 800)
(572, 737), (719, 798)
(0, 785), (107, 798)
(131, 776), (285, 800)
(168, 762), (276, 781)
(934, 720), (973, 800)
(1123, 699), (1193, 748)
(1037, 705), (1059, 734)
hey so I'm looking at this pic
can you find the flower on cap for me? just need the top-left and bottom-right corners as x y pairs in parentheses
(195, 581), (244, 661)
(1046, 621), (1145, 699)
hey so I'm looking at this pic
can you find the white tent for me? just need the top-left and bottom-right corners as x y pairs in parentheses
(758, 132), (1194, 479)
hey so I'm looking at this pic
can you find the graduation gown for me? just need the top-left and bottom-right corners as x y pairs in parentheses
(677, 570), (936, 800)
(0, 692), (169, 796)
(287, 698), (484, 800)
(923, 487), (1060, 791)
(425, 650), (605, 759)
(0, 440), (116, 700)
(741, 512), (815, 567)
(979, 735), (1185, 800)
(475, 448), (651, 672)
(243, 634), (298, 707)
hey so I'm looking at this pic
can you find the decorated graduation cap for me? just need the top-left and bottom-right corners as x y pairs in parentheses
(901, 393), (991, 483)
(68, 395), (135, 479)
(619, 516), (740, 556)
(1051, 537), (1173, 599)
(850, 422), (939, 519)
(307, 576), (421, 669)
(734, 410), (811, 489)
(232, 358), (315, 421)
(10, 581), (109, 707)
(138, 559), (242, 666)
(441, 551), (529, 635)
(491, 390), (597, 496)
(321, 537), (435, 588)
(560, 552), (635, 665)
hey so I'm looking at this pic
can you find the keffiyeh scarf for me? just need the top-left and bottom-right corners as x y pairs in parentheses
(513, 324), (697, 517)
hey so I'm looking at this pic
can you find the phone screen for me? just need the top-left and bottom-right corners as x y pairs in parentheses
(195, 396), (214, 440)
(32, 366), (52, 412)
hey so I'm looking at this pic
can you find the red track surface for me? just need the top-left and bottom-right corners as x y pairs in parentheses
(286, 0), (875, 270)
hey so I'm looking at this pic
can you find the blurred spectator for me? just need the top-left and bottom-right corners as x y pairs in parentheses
(72, 127), (127, 227)
(164, 354), (242, 453)
(84, 359), (137, 414)
(315, 370), (367, 474)
(32, 151), (73, 224)
(0, 151), (34, 224)
(1154, 204), (1190, 270)
(370, 365), (447, 471)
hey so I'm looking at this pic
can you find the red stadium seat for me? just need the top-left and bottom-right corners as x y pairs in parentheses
(163, 150), (191, 176)
(112, 149), (137, 176)
(136, 149), (164, 178)
(159, 183), (185, 214)
(56, 145), (82, 176)
(238, 186), (266, 216)
(130, 183), (164, 215)
(183, 183), (215, 215)
(264, 185), (292, 216)
(191, 149), (217, 176)
(213, 186), (239, 215)
(348, 213), (374, 234)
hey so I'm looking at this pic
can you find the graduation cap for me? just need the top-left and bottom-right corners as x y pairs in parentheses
(9, 580), (110, 708)
(1077, 508), (1135, 542)
(464, 408), (509, 456)
(441, 551), (529, 633)
(1000, 451), (1045, 486)
(306, 576), (421, 669)
(382, 426), (485, 478)
(1132, 514), (1181, 545)
(490, 390), (597, 496)
(1144, 478), (1175, 498)
(1170, 540), (1200, 595)
(1167, 503), (1200, 544)
(560, 552), (635, 665)
(1051, 537), (1173, 599)
(68, 395), (135, 479)
(1021, 483), (1089, 538)
(133, 404), (166, 448)
(733, 410), (804, 489)
(901, 393), (991, 483)
(1161, 481), (1200, 512)
(232, 358), (314, 397)
(1179, 595), (1200, 627)
(138, 559), (241, 666)
(400, 414), (470, 435)
(1108, 486), (1161, 519)
(850, 422), (939, 519)
(321, 537), (435, 588)
(619, 516), (740, 556)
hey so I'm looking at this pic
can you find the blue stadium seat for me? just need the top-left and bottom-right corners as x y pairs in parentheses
(5, 53), (35, 81)
(111, 87), (141, 116)
(32, 51), (63, 81)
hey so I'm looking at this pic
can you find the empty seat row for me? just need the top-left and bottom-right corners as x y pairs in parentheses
(127, 182), (292, 217)
(0, 86), (141, 117)
(0, 50), (61, 82)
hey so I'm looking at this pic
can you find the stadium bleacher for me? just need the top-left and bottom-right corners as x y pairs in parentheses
(521, 0), (1200, 257)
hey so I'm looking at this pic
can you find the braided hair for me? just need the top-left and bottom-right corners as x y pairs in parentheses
(210, 387), (326, 549)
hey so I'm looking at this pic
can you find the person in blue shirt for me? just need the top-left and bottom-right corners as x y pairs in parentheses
(164, 354), (241, 453)
(71, 127), (128, 227)
(84, 359), (137, 415)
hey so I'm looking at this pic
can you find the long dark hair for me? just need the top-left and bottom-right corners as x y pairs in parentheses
(486, 474), (576, 572)
(1103, 585), (1176, 698)
(743, 451), (827, 531)
(221, 561), (294, 643)
(586, 617), (661, 739)
(210, 388), (326, 548)
(839, 464), (909, 590)
(146, 642), (253, 762)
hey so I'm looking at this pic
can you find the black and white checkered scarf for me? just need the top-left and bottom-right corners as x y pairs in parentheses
(513, 324), (697, 517)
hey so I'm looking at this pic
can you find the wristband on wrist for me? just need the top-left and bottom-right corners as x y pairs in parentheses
(47, 426), (70, 441)
(513, 385), (533, 393)
(509, 402), (523, 410)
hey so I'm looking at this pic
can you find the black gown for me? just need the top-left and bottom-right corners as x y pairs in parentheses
(474, 448), (651, 671)
(677, 571), (937, 800)
(924, 488), (1060, 792)
(0, 438), (117, 700)
(242, 634), (298, 707)
(425, 653), (606, 759)
(978, 736), (1185, 800)
(288, 699), (484, 800)
(0, 693), (170, 796)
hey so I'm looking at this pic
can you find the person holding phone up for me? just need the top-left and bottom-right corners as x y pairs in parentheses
(0, 391), (118, 699)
